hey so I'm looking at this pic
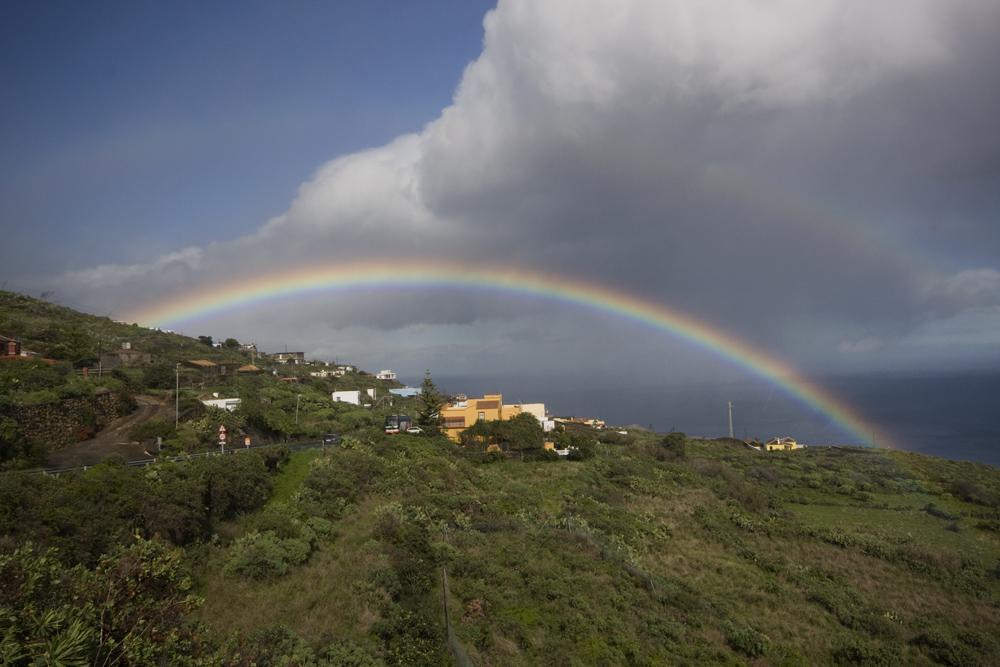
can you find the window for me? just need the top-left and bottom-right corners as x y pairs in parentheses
(478, 412), (486, 421)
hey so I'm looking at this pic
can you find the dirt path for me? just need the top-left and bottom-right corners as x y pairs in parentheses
(45, 394), (172, 469)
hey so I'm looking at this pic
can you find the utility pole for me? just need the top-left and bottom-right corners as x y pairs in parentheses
(727, 402), (733, 439)
(175, 364), (181, 428)
(296, 394), (302, 424)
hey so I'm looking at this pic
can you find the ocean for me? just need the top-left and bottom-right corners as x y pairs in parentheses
(423, 371), (1000, 469)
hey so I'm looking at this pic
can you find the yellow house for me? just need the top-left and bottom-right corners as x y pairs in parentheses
(763, 437), (802, 451)
(441, 394), (512, 442)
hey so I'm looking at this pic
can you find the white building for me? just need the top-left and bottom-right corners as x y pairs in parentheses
(376, 369), (396, 381)
(200, 397), (242, 412)
(504, 402), (555, 432)
(332, 390), (361, 405)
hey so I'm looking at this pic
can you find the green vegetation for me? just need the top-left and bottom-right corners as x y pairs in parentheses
(3, 430), (999, 665)
(3, 288), (1000, 665)
(460, 412), (546, 453)
(0, 289), (410, 467)
(416, 370), (445, 433)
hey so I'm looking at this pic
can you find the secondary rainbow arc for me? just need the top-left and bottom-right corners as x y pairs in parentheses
(127, 260), (895, 448)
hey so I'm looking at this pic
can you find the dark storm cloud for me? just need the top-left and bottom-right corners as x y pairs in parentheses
(37, 0), (1000, 372)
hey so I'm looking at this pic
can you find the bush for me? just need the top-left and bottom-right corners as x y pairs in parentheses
(482, 451), (506, 464)
(141, 362), (176, 390)
(128, 417), (175, 443)
(660, 432), (687, 459)
(923, 503), (958, 521)
(834, 639), (901, 666)
(223, 529), (315, 578)
(526, 448), (561, 462)
(566, 439), (596, 461)
(721, 621), (772, 658)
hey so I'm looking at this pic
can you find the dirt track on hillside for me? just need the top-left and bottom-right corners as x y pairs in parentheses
(45, 394), (172, 469)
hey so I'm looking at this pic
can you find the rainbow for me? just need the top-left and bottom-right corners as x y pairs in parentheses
(127, 260), (895, 448)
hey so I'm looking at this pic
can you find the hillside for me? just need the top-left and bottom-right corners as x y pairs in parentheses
(3, 430), (1000, 666)
(2, 289), (1000, 665)
(0, 290), (402, 470)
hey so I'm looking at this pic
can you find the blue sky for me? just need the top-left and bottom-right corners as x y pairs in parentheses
(1, 1), (492, 272)
(3, 0), (1000, 390)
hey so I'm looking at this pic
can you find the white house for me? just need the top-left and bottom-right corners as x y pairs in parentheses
(503, 402), (555, 432)
(200, 397), (242, 412)
(376, 369), (396, 381)
(332, 390), (362, 405)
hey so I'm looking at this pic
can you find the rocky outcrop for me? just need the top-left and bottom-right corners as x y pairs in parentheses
(8, 389), (124, 450)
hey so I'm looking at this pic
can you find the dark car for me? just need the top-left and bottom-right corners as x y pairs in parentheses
(323, 433), (341, 445)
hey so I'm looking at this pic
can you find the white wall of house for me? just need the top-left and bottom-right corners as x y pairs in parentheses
(200, 398), (242, 412)
(332, 390), (361, 405)
(503, 402), (554, 432)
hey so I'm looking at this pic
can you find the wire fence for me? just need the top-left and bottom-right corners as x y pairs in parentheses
(440, 525), (476, 666)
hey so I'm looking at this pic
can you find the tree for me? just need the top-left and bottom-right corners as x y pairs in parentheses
(45, 327), (97, 368)
(197, 335), (214, 347)
(224, 338), (239, 349)
(142, 362), (176, 390)
(661, 431), (687, 459)
(416, 371), (444, 429)
(460, 412), (544, 453)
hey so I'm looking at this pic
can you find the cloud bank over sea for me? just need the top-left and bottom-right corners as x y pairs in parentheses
(16, 0), (1000, 379)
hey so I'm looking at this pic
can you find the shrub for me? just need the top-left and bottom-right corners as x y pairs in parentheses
(223, 529), (315, 579)
(567, 439), (596, 461)
(526, 447), (561, 462)
(482, 451), (506, 464)
(923, 503), (958, 521)
(721, 621), (771, 658)
(834, 639), (901, 666)
(660, 432), (687, 459)
(141, 362), (176, 390)
(128, 417), (175, 443)
(73, 425), (95, 441)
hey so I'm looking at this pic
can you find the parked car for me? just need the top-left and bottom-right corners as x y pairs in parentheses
(323, 433), (341, 445)
(406, 426), (423, 434)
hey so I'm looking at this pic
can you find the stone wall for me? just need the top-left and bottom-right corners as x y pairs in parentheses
(9, 389), (123, 450)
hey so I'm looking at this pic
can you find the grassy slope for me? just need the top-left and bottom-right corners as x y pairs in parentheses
(194, 436), (1000, 666)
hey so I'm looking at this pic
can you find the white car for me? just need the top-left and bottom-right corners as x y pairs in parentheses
(406, 426), (423, 434)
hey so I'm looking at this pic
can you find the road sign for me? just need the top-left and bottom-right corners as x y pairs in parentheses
(219, 432), (227, 442)
(245, 437), (250, 448)
(219, 425), (227, 433)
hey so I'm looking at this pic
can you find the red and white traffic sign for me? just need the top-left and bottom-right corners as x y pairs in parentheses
(219, 425), (227, 433)
(218, 432), (227, 442)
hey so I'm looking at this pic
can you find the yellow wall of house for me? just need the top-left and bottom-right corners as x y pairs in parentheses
(441, 394), (518, 442)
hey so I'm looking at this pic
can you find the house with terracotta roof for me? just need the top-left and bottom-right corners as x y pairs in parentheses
(1, 335), (23, 358)
(185, 359), (218, 372)
(1, 335), (45, 362)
